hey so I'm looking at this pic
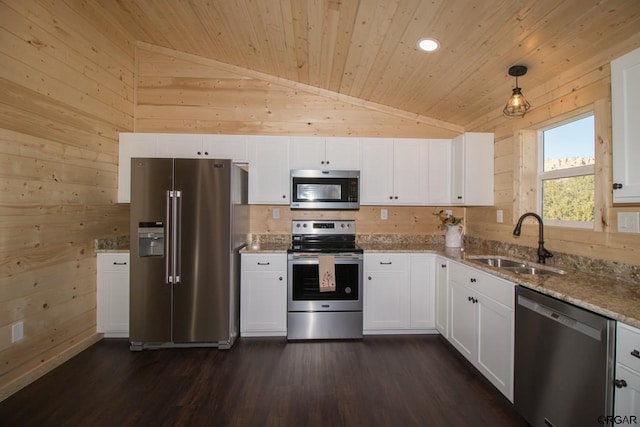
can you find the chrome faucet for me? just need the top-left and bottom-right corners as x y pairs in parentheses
(513, 212), (553, 264)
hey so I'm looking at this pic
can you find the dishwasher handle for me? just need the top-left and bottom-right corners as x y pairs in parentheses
(517, 294), (602, 341)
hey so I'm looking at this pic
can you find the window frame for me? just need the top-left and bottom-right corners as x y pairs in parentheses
(536, 112), (596, 229)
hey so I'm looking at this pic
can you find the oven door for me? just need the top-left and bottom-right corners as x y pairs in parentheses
(287, 253), (363, 312)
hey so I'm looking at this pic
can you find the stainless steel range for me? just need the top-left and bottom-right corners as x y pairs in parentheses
(287, 220), (363, 340)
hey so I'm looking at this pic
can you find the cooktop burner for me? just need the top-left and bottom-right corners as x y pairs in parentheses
(289, 220), (360, 254)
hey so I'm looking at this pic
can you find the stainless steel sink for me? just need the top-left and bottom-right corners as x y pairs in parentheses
(467, 256), (566, 276)
(468, 257), (527, 268)
(501, 266), (566, 275)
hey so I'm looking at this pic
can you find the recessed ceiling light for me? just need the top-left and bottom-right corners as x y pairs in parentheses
(417, 38), (440, 52)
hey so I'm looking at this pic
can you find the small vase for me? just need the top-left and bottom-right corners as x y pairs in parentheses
(445, 224), (463, 248)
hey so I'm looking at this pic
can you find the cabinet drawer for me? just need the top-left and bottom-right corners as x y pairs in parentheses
(618, 323), (640, 371)
(97, 253), (130, 272)
(241, 254), (286, 271)
(450, 262), (514, 308)
(365, 254), (408, 271)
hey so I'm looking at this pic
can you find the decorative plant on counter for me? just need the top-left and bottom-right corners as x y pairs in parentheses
(433, 210), (463, 230)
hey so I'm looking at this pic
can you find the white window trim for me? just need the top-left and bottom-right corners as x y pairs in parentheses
(536, 114), (595, 229)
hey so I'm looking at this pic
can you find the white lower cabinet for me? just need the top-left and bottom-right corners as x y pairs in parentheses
(447, 260), (514, 401)
(97, 253), (130, 337)
(240, 253), (287, 336)
(434, 256), (449, 337)
(615, 322), (640, 419)
(364, 253), (435, 334)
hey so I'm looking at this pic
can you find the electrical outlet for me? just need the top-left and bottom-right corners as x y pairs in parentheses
(618, 212), (640, 233)
(496, 210), (504, 223)
(12, 321), (24, 343)
(381, 209), (388, 220)
(272, 208), (280, 220)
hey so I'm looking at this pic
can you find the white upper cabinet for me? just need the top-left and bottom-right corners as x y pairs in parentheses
(450, 132), (494, 206)
(156, 134), (204, 157)
(289, 136), (360, 170)
(248, 136), (290, 204)
(360, 138), (428, 205)
(203, 135), (249, 162)
(156, 134), (249, 161)
(612, 47), (640, 204)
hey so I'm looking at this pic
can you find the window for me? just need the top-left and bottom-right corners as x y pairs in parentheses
(538, 114), (595, 228)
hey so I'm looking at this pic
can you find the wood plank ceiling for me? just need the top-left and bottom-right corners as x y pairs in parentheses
(99, 0), (640, 127)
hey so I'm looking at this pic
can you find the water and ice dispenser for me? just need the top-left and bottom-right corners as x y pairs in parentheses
(138, 222), (165, 257)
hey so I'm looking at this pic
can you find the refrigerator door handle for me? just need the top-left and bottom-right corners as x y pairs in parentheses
(165, 190), (172, 284)
(174, 190), (182, 284)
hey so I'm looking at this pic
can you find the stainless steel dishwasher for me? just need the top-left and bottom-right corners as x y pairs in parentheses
(514, 286), (616, 427)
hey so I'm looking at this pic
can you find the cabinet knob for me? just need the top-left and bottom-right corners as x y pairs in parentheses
(368, 276), (372, 280)
(279, 277), (283, 281)
(613, 183), (623, 190)
(614, 379), (628, 388)
(326, 160), (330, 165)
(441, 264), (447, 268)
(470, 278), (477, 283)
(282, 195), (286, 198)
(394, 196), (398, 199)
(631, 349), (640, 359)
(321, 161), (325, 164)
(389, 196), (393, 199)
(457, 196), (463, 200)
(197, 151), (202, 155)
(204, 151), (209, 155)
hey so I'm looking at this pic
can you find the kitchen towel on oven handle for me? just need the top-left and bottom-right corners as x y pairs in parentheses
(318, 255), (336, 292)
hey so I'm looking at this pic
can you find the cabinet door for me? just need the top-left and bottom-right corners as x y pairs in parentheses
(476, 295), (514, 401)
(612, 47), (640, 203)
(451, 134), (465, 204)
(450, 133), (494, 205)
(203, 135), (248, 162)
(360, 139), (394, 205)
(289, 136), (326, 169)
(157, 134), (204, 157)
(248, 136), (290, 204)
(240, 271), (286, 335)
(409, 254), (434, 329)
(615, 364), (640, 418)
(427, 139), (452, 205)
(118, 133), (158, 203)
(364, 270), (410, 330)
(325, 137), (360, 170)
(97, 253), (130, 337)
(435, 258), (449, 337)
(449, 281), (476, 361)
(393, 139), (428, 205)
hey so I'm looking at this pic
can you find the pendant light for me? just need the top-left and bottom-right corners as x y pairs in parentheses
(503, 65), (531, 117)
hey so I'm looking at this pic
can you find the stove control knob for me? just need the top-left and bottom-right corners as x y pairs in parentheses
(295, 224), (301, 228)
(341, 223), (345, 228)
(303, 224), (307, 228)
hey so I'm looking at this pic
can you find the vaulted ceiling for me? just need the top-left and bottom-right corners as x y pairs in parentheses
(101, 0), (640, 126)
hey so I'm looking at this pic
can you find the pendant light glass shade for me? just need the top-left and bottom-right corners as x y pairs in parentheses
(503, 65), (531, 118)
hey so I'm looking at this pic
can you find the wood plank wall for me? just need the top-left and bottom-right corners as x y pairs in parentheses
(135, 43), (464, 236)
(0, 0), (133, 400)
(465, 34), (640, 266)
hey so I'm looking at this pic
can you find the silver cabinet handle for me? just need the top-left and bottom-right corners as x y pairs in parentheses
(113, 262), (128, 265)
(257, 262), (270, 265)
(379, 261), (392, 265)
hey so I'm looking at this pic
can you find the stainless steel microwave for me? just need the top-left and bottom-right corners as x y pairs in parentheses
(290, 169), (360, 210)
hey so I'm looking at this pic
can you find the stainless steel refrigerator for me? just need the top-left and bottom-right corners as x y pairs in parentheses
(129, 158), (248, 351)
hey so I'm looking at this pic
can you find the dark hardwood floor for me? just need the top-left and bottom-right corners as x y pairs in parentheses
(0, 335), (527, 426)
